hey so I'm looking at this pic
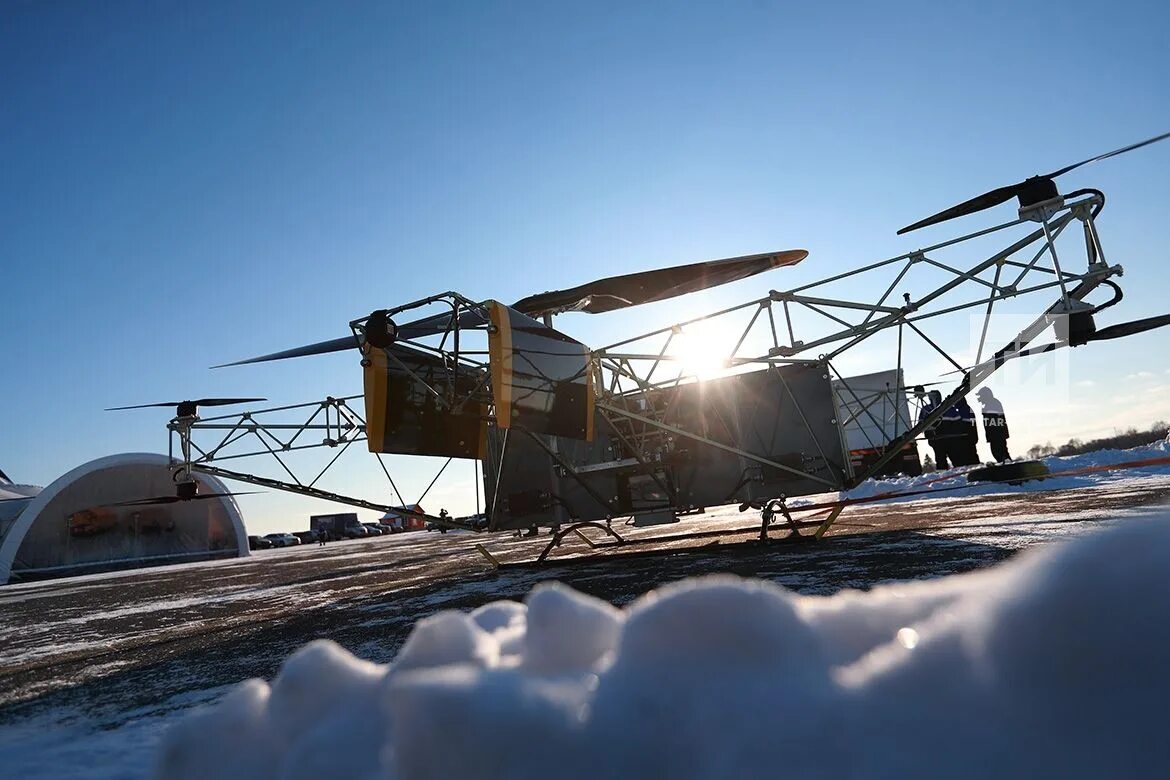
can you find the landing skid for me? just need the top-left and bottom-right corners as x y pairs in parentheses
(476, 505), (830, 570)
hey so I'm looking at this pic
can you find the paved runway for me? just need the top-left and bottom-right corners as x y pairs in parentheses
(3, 475), (1170, 727)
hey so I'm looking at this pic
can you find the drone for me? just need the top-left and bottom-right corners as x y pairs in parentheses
(114, 131), (1170, 559)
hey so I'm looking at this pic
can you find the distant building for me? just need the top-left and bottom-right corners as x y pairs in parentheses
(0, 453), (248, 584)
(380, 504), (427, 532)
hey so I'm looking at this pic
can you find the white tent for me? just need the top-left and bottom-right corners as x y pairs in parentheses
(0, 453), (248, 584)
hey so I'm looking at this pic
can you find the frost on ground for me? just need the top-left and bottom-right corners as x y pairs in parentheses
(155, 515), (1170, 780)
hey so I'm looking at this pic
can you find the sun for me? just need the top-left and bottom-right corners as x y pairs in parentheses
(670, 326), (731, 380)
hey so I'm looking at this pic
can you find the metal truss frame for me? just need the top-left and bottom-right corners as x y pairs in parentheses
(168, 190), (1121, 539)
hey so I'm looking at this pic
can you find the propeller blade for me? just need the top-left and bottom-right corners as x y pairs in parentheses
(212, 336), (358, 368)
(214, 253), (800, 366)
(110, 491), (262, 507)
(512, 249), (807, 317)
(1046, 130), (1170, 179)
(214, 308), (495, 370)
(106, 398), (266, 412)
(899, 130), (1170, 235)
(1088, 313), (1170, 341)
(934, 312), (1170, 377)
(191, 397), (267, 407)
(937, 315), (1170, 374)
(897, 184), (1021, 235)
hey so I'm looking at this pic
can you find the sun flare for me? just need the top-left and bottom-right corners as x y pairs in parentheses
(671, 327), (731, 379)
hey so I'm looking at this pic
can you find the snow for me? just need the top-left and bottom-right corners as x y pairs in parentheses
(823, 438), (1170, 504)
(522, 582), (620, 673)
(153, 514), (1170, 780)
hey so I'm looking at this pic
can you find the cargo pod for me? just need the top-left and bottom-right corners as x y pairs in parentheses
(362, 341), (488, 460)
(482, 302), (596, 532)
(487, 302), (595, 441)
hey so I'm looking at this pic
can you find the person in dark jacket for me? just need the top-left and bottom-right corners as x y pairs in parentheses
(939, 394), (981, 467)
(955, 396), (981, 466)
(976, 387), (1011, 462)
(915, 387), (950, 470)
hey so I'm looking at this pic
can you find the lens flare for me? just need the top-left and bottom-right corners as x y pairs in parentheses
(671, 328), (729, 380)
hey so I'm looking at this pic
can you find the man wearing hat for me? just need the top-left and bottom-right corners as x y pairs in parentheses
(976, 387), (1011, 462)
(914, 386), (949, 470)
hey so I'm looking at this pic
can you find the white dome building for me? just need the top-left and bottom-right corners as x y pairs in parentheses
(0, 453), (248, 585)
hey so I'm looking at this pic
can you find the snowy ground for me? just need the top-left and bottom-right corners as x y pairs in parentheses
(3, 444), (1170, 778)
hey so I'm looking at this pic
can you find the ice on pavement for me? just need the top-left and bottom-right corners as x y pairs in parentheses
(154, 514), (1170, 779)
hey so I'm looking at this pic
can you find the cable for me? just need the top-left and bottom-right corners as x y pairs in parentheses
(1091, 279), (1123, 315)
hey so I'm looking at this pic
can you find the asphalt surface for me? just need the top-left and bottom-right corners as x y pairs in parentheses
(3, 474), (1170, 730)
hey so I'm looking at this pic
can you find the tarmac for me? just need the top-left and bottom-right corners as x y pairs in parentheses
(3, 475), (1170, 727)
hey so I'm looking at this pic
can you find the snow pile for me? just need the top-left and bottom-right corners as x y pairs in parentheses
(839, 438), (1170, 502)
(1044, 437), (1170, 472)
(155, 517), (1170, 779)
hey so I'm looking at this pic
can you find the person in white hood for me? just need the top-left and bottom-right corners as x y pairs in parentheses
(976, 387), (1011, 462)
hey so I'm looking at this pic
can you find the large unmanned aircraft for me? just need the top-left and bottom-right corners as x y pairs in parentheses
(114, 132), (1170, 561)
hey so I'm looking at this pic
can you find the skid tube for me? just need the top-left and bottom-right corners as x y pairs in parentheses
(490, 476), (1010, 568)
(495, 513), (827, 570)
(495, 521), (825, 571)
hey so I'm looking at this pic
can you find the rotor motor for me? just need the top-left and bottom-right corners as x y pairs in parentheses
(365, 309), (398, 348)
(1052, 300), (1098, 346)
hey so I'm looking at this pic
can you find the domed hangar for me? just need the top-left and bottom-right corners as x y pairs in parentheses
(0, 453), (248, 585)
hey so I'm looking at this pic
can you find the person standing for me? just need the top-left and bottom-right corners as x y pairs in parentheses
(938, 394), (981, 467)
(976, 387), (1011, 462)
(955, 395), (981, 466)
(915, 387), (949, 470)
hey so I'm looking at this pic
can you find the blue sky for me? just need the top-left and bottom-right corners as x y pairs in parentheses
(3, 0), (1169, 533)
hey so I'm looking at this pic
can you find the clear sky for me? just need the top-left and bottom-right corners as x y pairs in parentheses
(3, 0), (1169, 534)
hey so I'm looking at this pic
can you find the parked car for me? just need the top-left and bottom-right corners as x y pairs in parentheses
(248, 535), (273, 550)
(292, 530), (320, 544)
(374, 522), (396, 534)
(343, 524), (369, 539)
(263, 532), (301, 548)
(362, 522), (385, 536)
(425, 513), (487, 533)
